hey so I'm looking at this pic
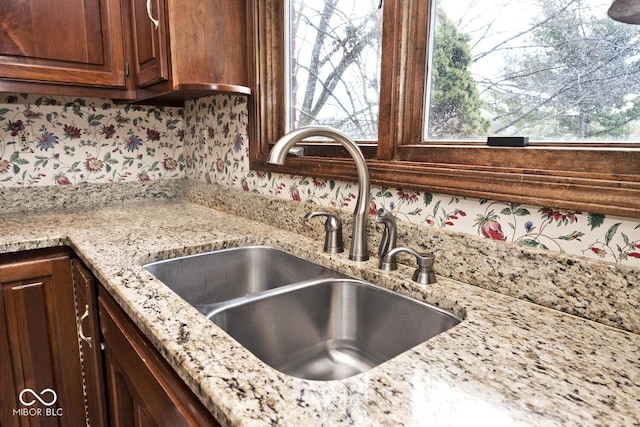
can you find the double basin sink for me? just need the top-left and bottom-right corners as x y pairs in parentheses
(143, 245), (461, 381)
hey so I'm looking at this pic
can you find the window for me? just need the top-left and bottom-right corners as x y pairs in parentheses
(425, 0), (640, 143)
(247, 0), (640, 217)
(286, 0), (383, 140)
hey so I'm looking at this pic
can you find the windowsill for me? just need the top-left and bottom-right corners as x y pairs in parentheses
(250, 146), (640, 217)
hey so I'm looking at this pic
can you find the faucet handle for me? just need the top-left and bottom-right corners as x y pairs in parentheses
(305, 212), (344, 254)
(381, 246), (437, 285)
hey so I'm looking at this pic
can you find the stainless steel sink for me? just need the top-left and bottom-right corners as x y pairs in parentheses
(144, 245), (461, 381)
(209, 279), (461, 381)
(143, 246), (344, 312)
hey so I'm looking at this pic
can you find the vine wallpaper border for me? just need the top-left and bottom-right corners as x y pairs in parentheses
(1, 92), (638, 268)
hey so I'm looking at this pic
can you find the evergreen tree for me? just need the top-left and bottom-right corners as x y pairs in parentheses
(428, 8), (490, 139)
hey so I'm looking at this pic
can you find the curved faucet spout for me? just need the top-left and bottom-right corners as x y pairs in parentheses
(268, 126), (370, 261)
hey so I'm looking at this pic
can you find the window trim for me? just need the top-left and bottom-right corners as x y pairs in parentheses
(247, 0), (640, 217)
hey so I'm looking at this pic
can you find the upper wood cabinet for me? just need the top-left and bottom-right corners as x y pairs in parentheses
(125, 0), (251, 105)
(0, 0), (128, 95)
(129, 0), (169, 88)
(0, 0), (250, 103)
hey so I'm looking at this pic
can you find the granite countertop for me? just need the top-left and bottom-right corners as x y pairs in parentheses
(1, 199), (639, 426)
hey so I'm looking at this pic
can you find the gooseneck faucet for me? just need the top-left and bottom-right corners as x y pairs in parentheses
(267, 126), (370, 261)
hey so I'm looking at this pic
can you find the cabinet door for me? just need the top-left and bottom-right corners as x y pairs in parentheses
(73, 259), (107, 427)
(129, 0), (170, 87)
(99, 286), (220, 427)
(0, 0), (126, 87)
(0, 248), (85, 427)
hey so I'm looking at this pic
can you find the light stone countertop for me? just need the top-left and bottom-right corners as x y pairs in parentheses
(1, 200), (638, 426)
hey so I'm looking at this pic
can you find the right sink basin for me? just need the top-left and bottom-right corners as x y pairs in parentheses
(209, 278), (462, 381)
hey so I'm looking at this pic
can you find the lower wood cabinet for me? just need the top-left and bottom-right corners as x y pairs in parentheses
(1, 247), (219, 427)
(0, 247), (86, 427)
(73, 259), (108, 427)
(98, 286), (220, 427)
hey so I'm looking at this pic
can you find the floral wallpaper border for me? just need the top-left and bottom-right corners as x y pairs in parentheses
(0, 93), (184, 186)
(183, 95), (640, 268)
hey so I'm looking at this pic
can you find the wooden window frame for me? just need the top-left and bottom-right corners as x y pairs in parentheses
(247, 0), (640, 217)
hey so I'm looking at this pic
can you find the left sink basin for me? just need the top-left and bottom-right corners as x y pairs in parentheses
(143, 245), (343, 310)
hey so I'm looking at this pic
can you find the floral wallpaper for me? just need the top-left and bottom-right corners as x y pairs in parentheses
(183, 95), (640, 269)
(0, 93), (184, 186)
(1, 92), (638, 268)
